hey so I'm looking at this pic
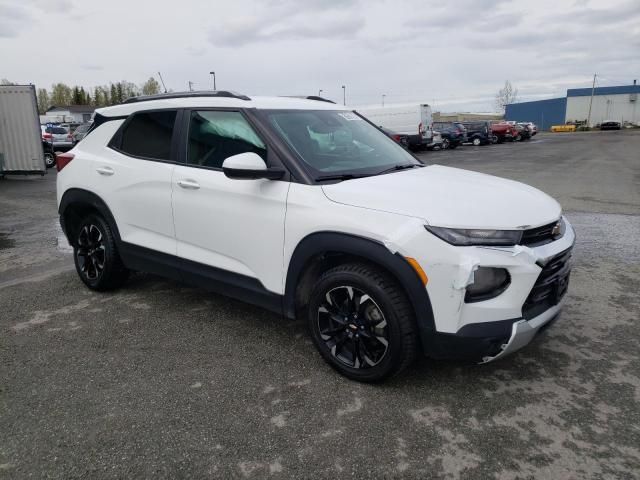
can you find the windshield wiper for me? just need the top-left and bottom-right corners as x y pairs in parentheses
(375, 163), (423, 176)
(315, 173), (371, 182)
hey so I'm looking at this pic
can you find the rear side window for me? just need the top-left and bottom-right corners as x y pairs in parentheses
(187, 111), (266, 169)
(118, 110), (177, 160)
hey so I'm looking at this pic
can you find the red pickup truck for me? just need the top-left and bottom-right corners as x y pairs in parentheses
(491, 122), (519, 143)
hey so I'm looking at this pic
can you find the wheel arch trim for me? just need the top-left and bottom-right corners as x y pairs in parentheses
(58, 188), (121, 244)
(284, 231), (436, 335)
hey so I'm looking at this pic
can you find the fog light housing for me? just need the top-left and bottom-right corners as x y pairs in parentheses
(465, 267), (510, 303)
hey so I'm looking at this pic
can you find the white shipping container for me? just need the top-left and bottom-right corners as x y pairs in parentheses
(0, 85), (46, 175)
(355, 103), (433, 149)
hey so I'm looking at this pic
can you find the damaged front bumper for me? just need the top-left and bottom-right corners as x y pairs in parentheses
(479, 300), (563, 363)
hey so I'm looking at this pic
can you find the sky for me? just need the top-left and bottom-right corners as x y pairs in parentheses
(1, 0), (639, 112)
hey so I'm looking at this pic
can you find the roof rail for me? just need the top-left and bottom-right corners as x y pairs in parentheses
(280, 95), (336, 104)
(305, 95), (336, 104)
(123, 90), (251, 104)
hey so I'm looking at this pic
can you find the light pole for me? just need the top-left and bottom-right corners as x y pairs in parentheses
(382, 94), (386, 106)
(318, 89), (323, 97)
(342, 85), (346, 106)
(188, 81), (194, 92)
(210, 71), (216, 90)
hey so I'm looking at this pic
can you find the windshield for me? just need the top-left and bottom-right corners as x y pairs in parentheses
(264, 110), (419, 178)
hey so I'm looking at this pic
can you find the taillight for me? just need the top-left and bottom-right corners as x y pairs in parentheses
(56, 152), (74, 172)
(43, 132), (52, 139)
(418, 122), (425, 135)
(393, 134), (401, 142)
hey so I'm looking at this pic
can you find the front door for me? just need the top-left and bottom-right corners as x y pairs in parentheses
(172, 110), (290, 295)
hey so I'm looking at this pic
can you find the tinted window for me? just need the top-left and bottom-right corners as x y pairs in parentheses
(46, 127), (68, 134)
(187, 111), (266, 169)
(119, 110), (177, 160)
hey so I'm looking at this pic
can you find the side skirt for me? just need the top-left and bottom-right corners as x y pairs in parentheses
(119, 242), (284, 316)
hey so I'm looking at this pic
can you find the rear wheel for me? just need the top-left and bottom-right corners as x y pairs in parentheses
(44, 152), (55, 168)
(307, 263), (418, 382)
(472, 137), (482, 146)
(73, 214), (129, 291)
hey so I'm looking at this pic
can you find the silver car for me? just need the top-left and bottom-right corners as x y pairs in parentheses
(41, 125), (73, 149)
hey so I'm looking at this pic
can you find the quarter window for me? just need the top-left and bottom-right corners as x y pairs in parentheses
(187, 111), (266, 169)
(119, 110), (177, 160)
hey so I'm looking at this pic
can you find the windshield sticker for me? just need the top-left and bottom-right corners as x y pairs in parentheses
(338, 112), (362, 121)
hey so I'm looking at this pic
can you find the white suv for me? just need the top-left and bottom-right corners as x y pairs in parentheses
(56, 91), (575, 382)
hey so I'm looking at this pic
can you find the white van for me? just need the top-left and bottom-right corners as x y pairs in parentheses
(355, 103), (433, 151)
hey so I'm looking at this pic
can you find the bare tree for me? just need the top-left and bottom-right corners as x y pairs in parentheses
(495, 80), (518, 112)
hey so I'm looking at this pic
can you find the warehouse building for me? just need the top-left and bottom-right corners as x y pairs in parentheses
(505, 82), (640, 130)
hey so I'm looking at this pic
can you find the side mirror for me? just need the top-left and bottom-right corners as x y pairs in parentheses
(221, 152), (285, 180)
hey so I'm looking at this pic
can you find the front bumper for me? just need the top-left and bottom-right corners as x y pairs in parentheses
(479, 299), (562, 363)
(401, 217), (575, 362)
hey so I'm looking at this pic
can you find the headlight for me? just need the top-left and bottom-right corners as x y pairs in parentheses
(425, 226), (522, 246)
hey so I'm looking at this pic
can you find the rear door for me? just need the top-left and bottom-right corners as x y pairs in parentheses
(171, 109), (289, 294)
(90, 109), (179, 255)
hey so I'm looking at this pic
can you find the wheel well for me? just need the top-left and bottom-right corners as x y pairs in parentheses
(293, 252), (405, 319)
(61, 202), (101, 246)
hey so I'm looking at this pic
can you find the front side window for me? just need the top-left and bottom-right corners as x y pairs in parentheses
(264, 110), (419, 177)
(119, 110), (177, 160)
(187, 111), (266, 169)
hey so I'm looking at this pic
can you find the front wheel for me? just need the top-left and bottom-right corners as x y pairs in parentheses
(472, 137), (482, 146)
(307, 263), (418, 382)
(73, 214), (129, 291)
(441, 138), (450, 150)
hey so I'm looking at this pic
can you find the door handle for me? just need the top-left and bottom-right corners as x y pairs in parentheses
(96, 166), (114, 176)
(177, 179), (200, 190)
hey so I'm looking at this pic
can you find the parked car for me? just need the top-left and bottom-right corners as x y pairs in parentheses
(600, 120), (621, 130)
(432, 122), (466, 149)
(41, 125), (74, 150)
(461, 121), (492, 146)
(57, 91), (575, 382)
(380, 127), (409, 148)
(356, 103), (433, 151)
(72, 123), (91, 144)
(525, 122), (538, 136)
(516, 123), (533, 141)
(427, 131), (444, 150)
(490, 122), (517, 143)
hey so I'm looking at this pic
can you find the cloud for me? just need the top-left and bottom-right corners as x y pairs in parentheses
(209, 14), (365, 47)
(0, 4), (32, 37)
(80, 64), (103, 71)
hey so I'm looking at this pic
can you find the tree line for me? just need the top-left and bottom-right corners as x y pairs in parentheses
(1, 77), (162, 114)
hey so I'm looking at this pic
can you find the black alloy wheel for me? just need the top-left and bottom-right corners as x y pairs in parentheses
(307, 263), (418, 382)
(73, 214), (129, 291)
(76, 224), (106, 282)
(317, 286), (390, 369)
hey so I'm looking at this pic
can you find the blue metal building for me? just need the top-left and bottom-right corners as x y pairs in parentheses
(505, 97), (567, 131)
(505, 83), (640, 129)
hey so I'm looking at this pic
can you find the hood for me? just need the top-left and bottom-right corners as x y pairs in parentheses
(321, 165), (561, 229)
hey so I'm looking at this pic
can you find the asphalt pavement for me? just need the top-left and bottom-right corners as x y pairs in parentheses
(1, 130), (639, 479)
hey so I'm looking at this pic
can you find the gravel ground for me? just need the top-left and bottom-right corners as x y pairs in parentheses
(1, 130), (639, 479)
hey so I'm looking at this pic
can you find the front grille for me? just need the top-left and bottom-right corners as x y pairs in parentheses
(522, 247), (572, 320)
(521, 221), (559, 247)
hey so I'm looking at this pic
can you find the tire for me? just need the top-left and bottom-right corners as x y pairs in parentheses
(441, 138), (450, 150)
(44, 152), (55, 169)
(472, 137), (481, 146)
(73, 214), (129, 291)
(449, 143), (457, 149)
(306, 263), (418, 382)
